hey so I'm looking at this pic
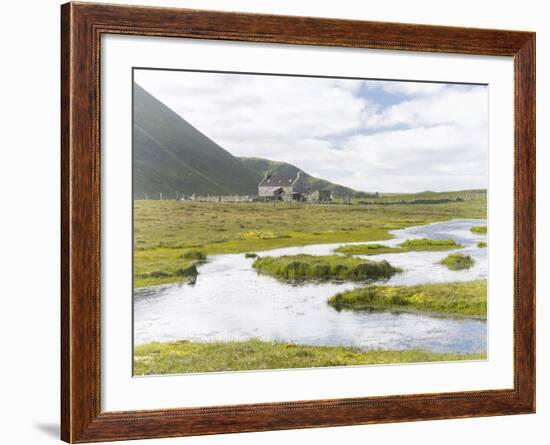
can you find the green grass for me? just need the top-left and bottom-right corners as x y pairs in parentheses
(252, 254), (400, 281)
(328, 280), (486, 318)
(477, 241), (487, 248)
(134, 249), (206, 287)
(245, 252), (258, 258)
(133, 339), (486, 374)
(335, 238), (461, 256)
(181, 250), (206, 261)
(134, 199), (486, 287)
(470, 225), (487, 234)
(135, 261), (199, 287)
(400, 238), (461, 249)
(440, 253), (475, 270)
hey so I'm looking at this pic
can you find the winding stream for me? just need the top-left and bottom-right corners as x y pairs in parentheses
(134, 219), (487, 354)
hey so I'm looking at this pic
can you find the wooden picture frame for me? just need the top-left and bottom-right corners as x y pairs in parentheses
(61, 2), (535, 442)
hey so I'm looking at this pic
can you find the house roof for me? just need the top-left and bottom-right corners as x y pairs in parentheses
(259, 173), (301, 187)
(261, 186), (284, 194)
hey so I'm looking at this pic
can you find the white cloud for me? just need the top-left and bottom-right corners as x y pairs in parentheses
(365, 86), (488, 130)
(333, 125), (487, 191)
(135, 70), (488, 193)
(366, 80), (448, 97)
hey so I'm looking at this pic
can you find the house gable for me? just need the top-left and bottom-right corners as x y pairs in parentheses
(258, 171), (303, 196)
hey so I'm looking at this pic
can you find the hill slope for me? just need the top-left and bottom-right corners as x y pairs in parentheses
(133, 83), (259, 198)
(134, 84), (368, 199)
(240, 157), (365, 198)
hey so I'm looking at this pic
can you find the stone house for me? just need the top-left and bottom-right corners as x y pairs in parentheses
(258, 171), (304, 199)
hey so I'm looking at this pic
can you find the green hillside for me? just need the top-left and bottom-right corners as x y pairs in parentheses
(240, 157), (368, 198)
(133, 83), (259, 199)
(133, 83), (369, 199)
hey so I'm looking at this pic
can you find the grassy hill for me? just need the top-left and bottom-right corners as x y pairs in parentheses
(240, 157), (369, 198)
(133, 84), (259, 199)
(133, 83), (370, 199)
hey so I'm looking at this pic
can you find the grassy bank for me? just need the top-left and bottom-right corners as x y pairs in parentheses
(335, 238), (461, 256)
(328, 280), (487, 318)
(134, 339), (486, 374)
(134, 199), (486, 287)
(440, 253), (475, 270)
(253, 254), (400, 281)
(471, 225), (487, 234)
(134, 249), (205, 287)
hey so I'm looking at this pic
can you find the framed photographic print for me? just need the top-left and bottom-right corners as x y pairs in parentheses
(61, 2), (535, 442)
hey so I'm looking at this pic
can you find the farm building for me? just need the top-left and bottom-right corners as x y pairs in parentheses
(308, 190), (332, 203)
(258, 171), (304, 200)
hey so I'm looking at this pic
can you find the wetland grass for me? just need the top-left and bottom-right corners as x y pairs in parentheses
(328, 280), (486, 318)
(440, 253), (475, 270)
(134, 339), (486, 374)
(252, 254), (400, 281)
(470, 225), (487, 234)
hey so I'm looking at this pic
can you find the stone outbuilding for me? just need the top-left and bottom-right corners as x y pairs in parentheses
(308, 189), (332, 203)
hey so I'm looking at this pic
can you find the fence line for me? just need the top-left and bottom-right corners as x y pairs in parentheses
(182, 195), (253, 203)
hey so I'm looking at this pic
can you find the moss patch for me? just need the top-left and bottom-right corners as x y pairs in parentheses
(328, 280), (486, 318)
(440, 253), (475, 270)
(470, 225), (487, 234)
(252, 254), (400, 282)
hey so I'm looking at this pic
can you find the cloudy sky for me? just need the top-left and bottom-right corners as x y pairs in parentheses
(135, 69), (488, 193)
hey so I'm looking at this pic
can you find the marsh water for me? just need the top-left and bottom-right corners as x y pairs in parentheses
(134, 219), (487, 354)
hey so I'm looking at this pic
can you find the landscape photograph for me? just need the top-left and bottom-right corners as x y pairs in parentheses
(132, 69), (488, 376)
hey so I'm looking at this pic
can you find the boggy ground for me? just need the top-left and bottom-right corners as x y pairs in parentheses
(134, 198), (486, 288)
(133, 198), (487, 374)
